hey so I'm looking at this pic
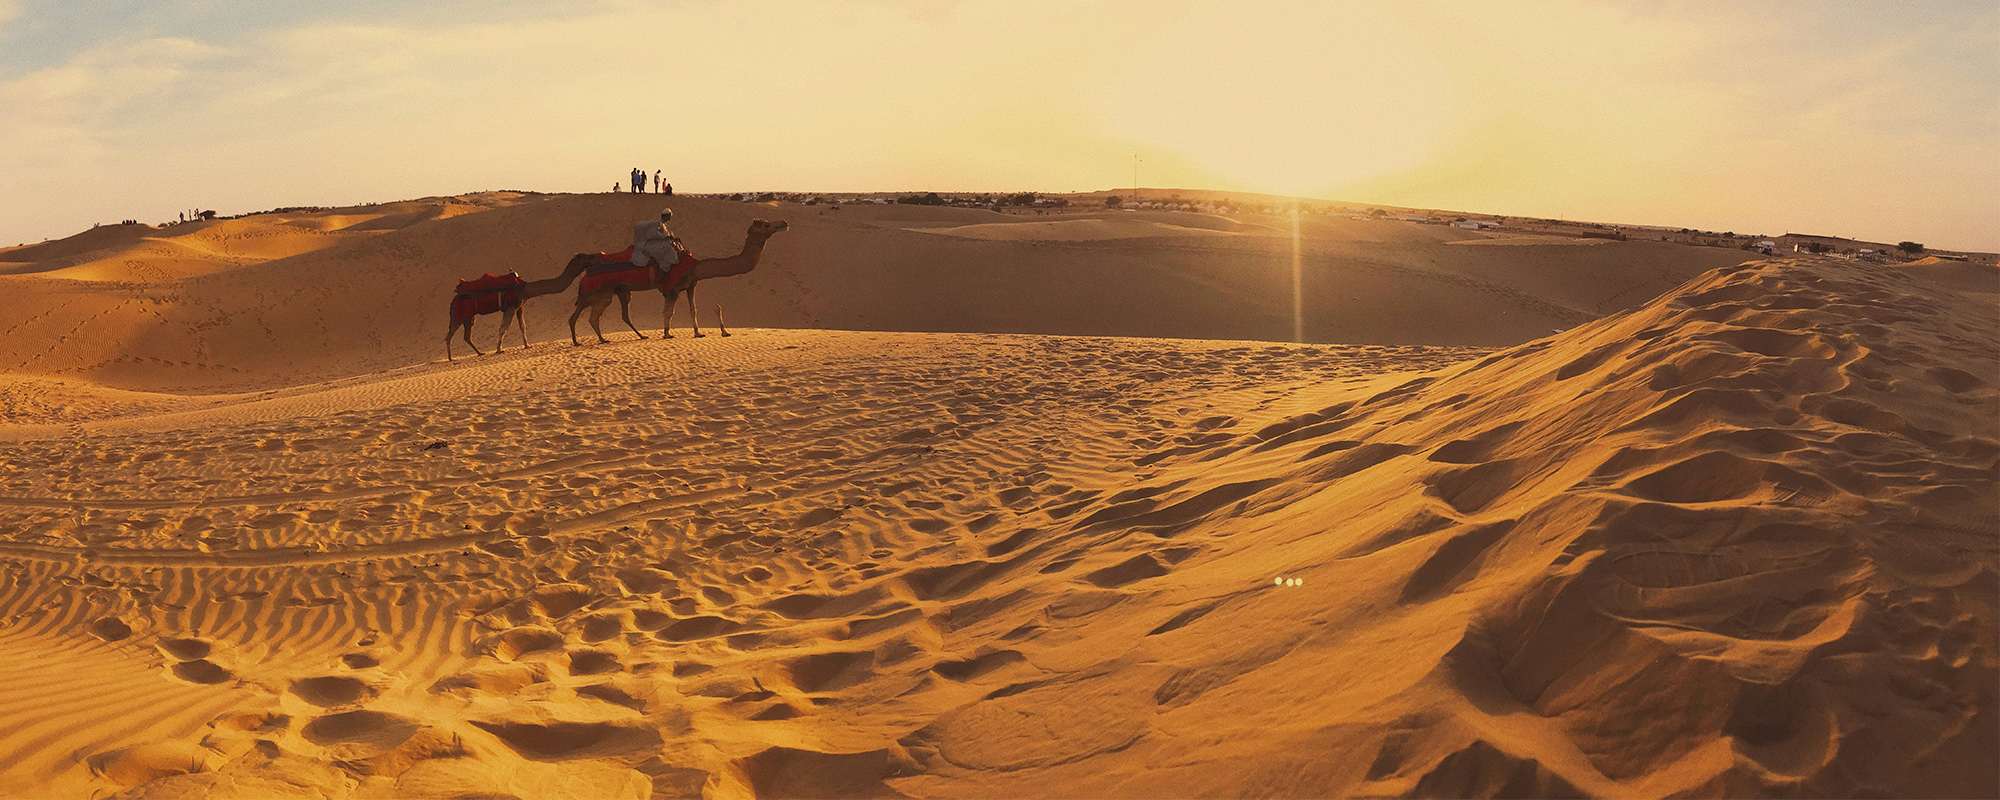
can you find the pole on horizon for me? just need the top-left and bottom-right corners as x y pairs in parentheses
(1133, 155), (1141, 204)
(1291, 201), (1304, 344)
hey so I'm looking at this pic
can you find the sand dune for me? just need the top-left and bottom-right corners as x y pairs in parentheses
(1447, 234), (1613, 246)
(904, 218), (1248, 241)
(0, 249), (1991, 798)
(1, 187), (1994, 798)
(0, 192), (1753, 400)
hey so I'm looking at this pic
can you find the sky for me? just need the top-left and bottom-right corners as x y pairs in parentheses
(2, 0), (1995, 251)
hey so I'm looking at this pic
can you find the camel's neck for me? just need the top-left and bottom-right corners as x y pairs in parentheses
(739, 231), (773, 262)
(705, 232), (774, 278)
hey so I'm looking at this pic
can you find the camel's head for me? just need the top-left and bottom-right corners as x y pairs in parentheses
(749, 218), (790, 238)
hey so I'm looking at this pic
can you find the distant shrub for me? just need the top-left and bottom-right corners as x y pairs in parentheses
(1105, 196), (1122, 208)
(1898, 241), (1924, 254)
(897, 192), (945, 206)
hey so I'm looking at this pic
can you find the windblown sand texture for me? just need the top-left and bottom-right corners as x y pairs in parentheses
(0, 194), (1994, 798)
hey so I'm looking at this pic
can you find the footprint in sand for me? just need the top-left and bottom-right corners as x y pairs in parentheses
(564, 649), (622, 676)
(579, 612), (627, 643)
(290, 675), (379, 707)
(88, 616), (133, 641)
(487, 627), (565, 661)
(156, 636), (213, 660)
(300, 709), (422, 759)
(576, 683), (645, 710)
(529, 584), (594, 619)
(85, 740), (218, 787)
(170, 659), (234, 685)
(467, 719), (663, 762)
(340, 652), (381, 669)
(1081, 553), (1169, 588)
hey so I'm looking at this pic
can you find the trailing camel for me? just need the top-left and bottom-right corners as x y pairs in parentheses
(444, 252), (592, 360)
(569, 218), (789, 345)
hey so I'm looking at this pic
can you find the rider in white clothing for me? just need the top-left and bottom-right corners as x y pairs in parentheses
(632, 209), (685, 268)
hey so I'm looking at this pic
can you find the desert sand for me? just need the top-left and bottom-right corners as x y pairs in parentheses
(0, 194), (1993, 798)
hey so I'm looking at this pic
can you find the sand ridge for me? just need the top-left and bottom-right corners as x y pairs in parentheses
(0, 253), (1993, 797)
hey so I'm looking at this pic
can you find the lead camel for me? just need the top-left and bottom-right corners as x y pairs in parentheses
(569, 218), (790, 345)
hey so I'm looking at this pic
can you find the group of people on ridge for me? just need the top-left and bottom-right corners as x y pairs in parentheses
(619, 168), (672, 195)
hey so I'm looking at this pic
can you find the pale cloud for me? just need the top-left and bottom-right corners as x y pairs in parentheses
(0, 34), (230, 204)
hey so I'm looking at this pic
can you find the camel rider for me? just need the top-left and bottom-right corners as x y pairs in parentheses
(632, 209), (687, 271)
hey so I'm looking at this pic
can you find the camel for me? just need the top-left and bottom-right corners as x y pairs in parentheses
(444, 253), (593, 361)
(569, 218), (789, 345)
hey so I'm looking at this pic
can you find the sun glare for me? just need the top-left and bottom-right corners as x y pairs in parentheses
(1097, 3), (1455, 197)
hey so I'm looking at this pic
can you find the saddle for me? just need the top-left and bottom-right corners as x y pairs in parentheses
(449, 272), (526, 325)
(578, 249), (697, 296)
(582, 246), (637, 277)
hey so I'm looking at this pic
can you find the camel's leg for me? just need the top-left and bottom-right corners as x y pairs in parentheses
(568, 302), (586, 346)
(446, 320), (460, 361)
(514, 304), (530, 349)
(687, 283), (704, 338)
(616, 290), (647, 339)
(660, 289), (678, 338)
(461, 317), (484, 356)
(494, 308), (513, 353)
(588, 299), (611, 343)
(716, 304), (731, 337)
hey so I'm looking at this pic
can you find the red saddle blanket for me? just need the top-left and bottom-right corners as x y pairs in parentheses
(578, 252), (697, 296)
(449, 272), (525, 325)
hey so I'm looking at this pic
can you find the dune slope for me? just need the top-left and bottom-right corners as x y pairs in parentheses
(0, 255), (1991, 798)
